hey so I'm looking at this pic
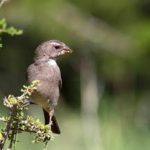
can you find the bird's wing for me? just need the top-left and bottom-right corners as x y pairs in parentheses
(59, 77), (62, 90)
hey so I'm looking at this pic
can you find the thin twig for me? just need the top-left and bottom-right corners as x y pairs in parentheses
(0, 0), (9, 8)
(10, 128), (36, 133)
(8, 109), (18, 149)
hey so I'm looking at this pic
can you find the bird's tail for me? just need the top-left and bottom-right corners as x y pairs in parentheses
(51, 115), (61, 134)
(43, 109), (61, 134)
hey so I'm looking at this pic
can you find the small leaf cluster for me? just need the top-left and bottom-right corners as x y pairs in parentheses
(0, 130), (4, 142)
(0, 18), (23, 47)
(20, 116), (53, 143)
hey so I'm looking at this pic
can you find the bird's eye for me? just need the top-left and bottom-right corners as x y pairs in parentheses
(54, 45), (61, 49)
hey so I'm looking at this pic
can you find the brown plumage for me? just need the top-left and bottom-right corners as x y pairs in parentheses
(27, 40), (72, 134)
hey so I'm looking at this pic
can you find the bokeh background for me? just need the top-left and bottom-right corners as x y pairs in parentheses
(0, 0), (150, 150)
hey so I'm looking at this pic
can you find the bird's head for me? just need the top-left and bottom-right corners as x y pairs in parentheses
(34, 40), (72, 61)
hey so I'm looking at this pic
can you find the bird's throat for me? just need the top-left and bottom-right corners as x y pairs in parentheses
(48, 59), (57, 66)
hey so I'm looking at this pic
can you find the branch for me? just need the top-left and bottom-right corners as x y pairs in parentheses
(0, 18), (23, 48)
(0, 81), (54, 149)
(0, 107), (16, 149)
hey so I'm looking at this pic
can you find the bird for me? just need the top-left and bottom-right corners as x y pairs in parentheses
(26, 40), (72, 134)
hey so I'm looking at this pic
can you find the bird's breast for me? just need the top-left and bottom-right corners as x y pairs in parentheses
(27, 61), (61, 99)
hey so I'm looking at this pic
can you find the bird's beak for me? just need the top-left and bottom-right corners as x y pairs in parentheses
(58, 45), (73, 56)
(63, 46), (73, 53)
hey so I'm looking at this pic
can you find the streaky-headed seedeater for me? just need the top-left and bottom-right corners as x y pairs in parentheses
(27, 40), (72, 134)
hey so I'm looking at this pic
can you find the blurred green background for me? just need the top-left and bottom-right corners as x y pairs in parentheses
(0, 0), (150, 150)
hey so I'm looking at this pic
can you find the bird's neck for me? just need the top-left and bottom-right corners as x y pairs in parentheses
(34, 56), (57, 63)
(34, 56), (58, 67)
